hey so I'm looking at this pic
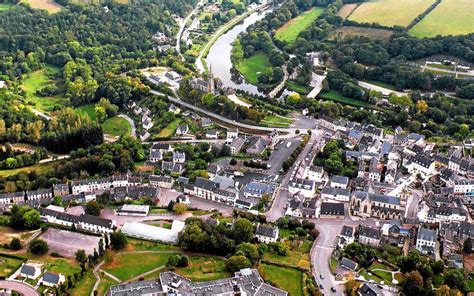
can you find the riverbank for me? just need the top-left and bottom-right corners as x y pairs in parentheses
(196, 4), (268, 73)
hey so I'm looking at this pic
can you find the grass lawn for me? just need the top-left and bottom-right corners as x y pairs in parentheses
(0, 255), (25, 278)
(21, 0), (63, 13)
(175, 256), (230, 282)
(409, 0), (474, 37)
(101, 116), (131, 137)
(330, 256), (338, 272)
(0, 3), (15, 11)
(468, 277), (474, 292)
(70, 271), (96, 296)
(103, 252), (179, 281)
(262, 114), (293, 128)
(258, 264), (304, 296)
(263, 250), (311, 269)
(235, 52), (273, 87)
(0, 161), (58, 178)
(20, 66), (68, 113)
(74, 104), (98, 120)
(96, 274), (117, 296)
(158, 118), (181, 138)
(275, 7), (325, 43)
(348, 0), (435, 27)
(318, 90), (374, 108)
(127, 238), (180, 252)
(286, 81), (311, 94)
(44, 257), (82, 276)
(371, 269), (393, 283)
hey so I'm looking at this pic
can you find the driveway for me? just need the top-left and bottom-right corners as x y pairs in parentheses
(0, 280), (39, 296)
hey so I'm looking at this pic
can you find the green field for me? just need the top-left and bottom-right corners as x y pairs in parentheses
(258, 264), (304, 296)
(0, 3), (14, 11)
(263, 250), (311, 269)
(318, 90), (374, 108)
(74, 104), (98, 120)
(235, 52), (273, 86)
(409, 0), (474, 37)
(0, 161), (58, 178)
(102, 116), (131, 137)
(275, 7), (325, 43)
(103, 252), (178, 281)
(348, 0), (435, 27)
(175, 256), (231, 282)
(0, 255), (25, 278)
(262, 114), (293, 127)
(158, 118), (181, 138)
(70, 271), (96, 296)
(20, 66), (68, 113)
(96, 274), (116, 296)
(286, 81), (311, 94)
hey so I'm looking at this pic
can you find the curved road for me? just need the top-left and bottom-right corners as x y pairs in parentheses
(118, 114), (137, 139)
(176, 0), (205, 60)
(0, 280), (39, 296)
(150, 90), (301, 134)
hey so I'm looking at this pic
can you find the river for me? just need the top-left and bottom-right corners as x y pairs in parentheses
(205, 9), (270, 96)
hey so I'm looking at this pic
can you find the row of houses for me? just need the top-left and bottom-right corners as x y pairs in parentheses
(39, 208), (115, 234)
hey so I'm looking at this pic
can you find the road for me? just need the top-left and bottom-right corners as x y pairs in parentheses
(0, 280), (39, 296)
(175, 0), (205, 60)
(406, 189), (422, 219)
(30, 108), (52, 120)
(420, 65), (474, 77)
(358, 81), (407, 97)
(38, 154), (70, 164)
(118, 114), (136, 139)
(268, 65), (289, 98)
(150, 90), (302, 134)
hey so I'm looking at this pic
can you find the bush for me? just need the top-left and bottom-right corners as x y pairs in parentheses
(28, 239), (49, 255)
(9, 238), (21, 250)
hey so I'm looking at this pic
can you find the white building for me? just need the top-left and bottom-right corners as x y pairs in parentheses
(121, 221), (185, 243)
(405, 154), (436, 178)
(454, 179), (474, 195)
(255, 224), (279, 244)
(329, 175), (349, 189)
(116, 204), (150, 216)
(226, 128), (239, 144)
(321, 187), (350, 202)
(288, 178), (315, 198)
(304, 165), (324, 182)
(416, 228), (437, 254)
(39, 272), (65, 287)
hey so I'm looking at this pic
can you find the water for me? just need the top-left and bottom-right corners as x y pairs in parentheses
(205, 10), (270, 96)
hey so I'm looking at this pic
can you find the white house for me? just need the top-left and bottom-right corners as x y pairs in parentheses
(39, 272), (65, 287)
(329, 175), (349, 189)
(288, 178), (315, 198)
(321, 187), (350, 202)
(454, 179), (474, 195)
(19, 264), (41, 280)
(358, 226), (381, 247)
(406, 154), (435, 178)
(226, 128), (238, 144)
(150, 175), (174, 189)
(173, 151), (186, 163)
(304, 165), (324, 182)
(255, 224), (279, 244)
(416, 228), (437, 254)
(338, 225), (355, 248)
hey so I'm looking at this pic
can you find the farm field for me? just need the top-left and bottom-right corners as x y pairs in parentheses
(409, 0), (474, 37)
(275, 7), (325, 43)
(348, 0), (435, 27)
(337, 3), (358, 18)
(21, 0), (63, 13)
(20, 67), (69, 113)
(0, 161), (59, 178)
(235, 52), (273, 87)
(258, 264), (304, 296)
(329, 26), (394, 40)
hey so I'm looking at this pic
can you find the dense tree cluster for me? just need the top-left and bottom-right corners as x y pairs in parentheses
(9, 205), (41, 230)
(0, 143), (47, 170)
(313, 139), (357, 177)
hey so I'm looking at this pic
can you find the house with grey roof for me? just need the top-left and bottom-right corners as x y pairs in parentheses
(39, 272), (65, 287)
(243, 182), (273, 199)
(255, 224), (279, 244)
(338, 225), (355, 248)
(340, 257), (358, 271)
(19, 264), (41, 280)
(319, 202), (344, 219)
(175, 124), (189, 136)
(358, 226), (382, 247)
(351, 191), (404, 220)
(329, 175), (349, 189)
(416, 228), (437, 255)
(230, 137), (246, 155)
(321, 186), (350, 202)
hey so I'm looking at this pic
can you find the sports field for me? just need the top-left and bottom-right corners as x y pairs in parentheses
(409, 0), (474, 37)
(275, 7), (325, 43)
(348, 0), (435, 27)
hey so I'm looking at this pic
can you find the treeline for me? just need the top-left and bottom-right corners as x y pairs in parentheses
(0, 137), (144, 193)
(0, 144), (47, 170)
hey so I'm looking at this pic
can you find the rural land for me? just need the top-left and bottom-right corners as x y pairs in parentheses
(0, 0), (473, 295)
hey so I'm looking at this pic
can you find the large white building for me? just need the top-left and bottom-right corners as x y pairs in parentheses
(416, 228), (437, 254)
(121, 221), (185, 243)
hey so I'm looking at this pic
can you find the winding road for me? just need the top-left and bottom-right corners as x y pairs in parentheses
(176, 0), (205, 60)
(0, 280), (39, 296)
(118, 114), (137, 139)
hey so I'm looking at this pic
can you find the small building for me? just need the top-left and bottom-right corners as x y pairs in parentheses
(255, 224), (279, 244)
(358, 226), (381, 247)
(226, 128), (239, 144)
(230, 137), (246, 155)
(338, 225), (355, 248)
(205, 129), (218, 139)
(288, 178), (315, 198)
(150, 175), (174, 189)
(116, 204), (150, 216)
(19, 264), (41, 280)
(121, 221), (185, 243)
(304, 165), (324, 182)
(39, 272), (65, 287)
(175, 124), (189, 136)
(53, 183), (70, 197)
(243, 182), (273, 199)
(321, 187), (350, 202)
(358, 282), (383, 296)
(173, 151), (186, 163)
(340, 257), (358, 271)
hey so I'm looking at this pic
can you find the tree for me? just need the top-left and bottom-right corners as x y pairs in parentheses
(75, 249), (87, 264)
(9, 237), (22, 250)
(225, 255), (251, 273)
(167, 200), (175, 212)
(236, 243), (259, 263)
(23, 209), (41, 229)
(431, 260), (444, 274)
(233, 218), (254, 244)
(29, 239), (49, 255)
(416, 100), (428, 114)
(178, 255), (189, 267)
(110, 231), (127, 250)
(173, 203), (188, 215)
(401, 271), (424, 295)
(166, 254), (181, 268)
(398, 250), (420, 273)
(98, 239), (104, 256)
(85, 201), (101, 216)
(443, 269), (468, 293)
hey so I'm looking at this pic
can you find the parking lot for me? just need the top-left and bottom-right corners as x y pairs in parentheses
(266, 137), (301, 174)
(40, 228), (101, 257)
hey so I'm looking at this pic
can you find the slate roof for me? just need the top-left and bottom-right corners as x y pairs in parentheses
(330, 175), (349, 185)
(340, 257), (358, 271)
(20, 264), (36, 276)
(42, 272), (60, 285)
(256, 224), (278, 238)
(354, 191), (400, 206)
(359, 226), (381, 239)
(320, 202), (344, 216)
(340, 225), (354, 237)
(417, 228), (437, 242)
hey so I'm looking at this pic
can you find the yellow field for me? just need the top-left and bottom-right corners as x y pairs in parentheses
(337, 3), (358, 18)
(21, 0), (62, 13)
(409, 0), (474, 37)
(348, 0), (435, 27)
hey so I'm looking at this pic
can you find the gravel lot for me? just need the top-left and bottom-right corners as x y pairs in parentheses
(40, 228), (101, 257)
